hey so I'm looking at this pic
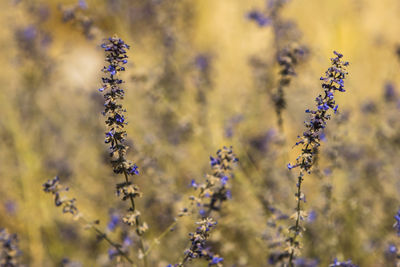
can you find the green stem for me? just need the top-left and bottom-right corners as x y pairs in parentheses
(144, 220), (178, 257)
(79, 217), (134, 265)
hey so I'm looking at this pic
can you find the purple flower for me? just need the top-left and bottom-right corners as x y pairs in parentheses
(195, 54), (210, 71)
(123, 236), (133, 247)
(308, 210), (317, 223)
(226, 190), (232, 199)
(78, 0), (87, 9)
(388, 244), (397, 254)
(333, 105), (339, 114)
(199, 209), (206, 217)
(247, 10), (270, 27)
(384, 82), (397, 102)
(330, 258), (358, 267)
(107, 214), (119, 231)
(190, 179), (198, 188)
(287, 163), (296, 170)
(128, 164), (139, 175)
(210, 156), (219, 166)
(115, 114), (125, 124)
(221, 176), (228, 186)
(394, 209), (400, 235)
(23, 26), (37, 41)
(210, 256), (223, 265)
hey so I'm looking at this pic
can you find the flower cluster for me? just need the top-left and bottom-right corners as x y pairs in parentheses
(288, 51), (349, 173)
(173, 218), (223, 267)
(0, 229), (21, 267)
(43, 176), (79, 216)
(386, 208), (400, 264)
(286, 52), (349, 265)
(188, 146), (238, 217)
(274, 44), (307, 127)
(247, 0), (307, 129)
(329, 258), (358, 267)
(100, 36), (144, 223)
(59, 0), (95, 39)
(395, 209), (400, 236)
(100, 36), (138, 178)
(100, 36), (147, 264)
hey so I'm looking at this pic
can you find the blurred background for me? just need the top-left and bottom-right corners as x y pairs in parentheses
(1, 0), (400, 266)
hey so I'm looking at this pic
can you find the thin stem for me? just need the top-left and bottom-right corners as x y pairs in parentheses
(288, 173), (303, 267)
(144, 220), (178, 257)
(114, 136), (147, 267)
(79, 217), (135, 265)
(181, 254), (190, 265)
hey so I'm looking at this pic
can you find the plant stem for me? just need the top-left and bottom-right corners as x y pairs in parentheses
(80, 217), (135, 265)
(288, 173), (303, 267)
(144, 220), (178, 257)
(114, 136), (147, 267)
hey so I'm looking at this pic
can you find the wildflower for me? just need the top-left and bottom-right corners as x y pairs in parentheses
(287, 163), (296, 170)
(190, 179), (198, 188)
(195, 54), (210, 72)
(99, 37), (147, 260)
(107, 214), (120, 232)
(289, 52), (348, 172)
(247, 0), (308, 129)
(178, 218), (222, 266)
(247, 10), (270, 27)
(388, 244), (397, 254)
(384, 82), (397, 102)
(295, 258), (318, 267)
(286, 52), (349, 265)
(189, 147), (238, 217)
(78, 0), (87, 9)
(394, 209), (400, 236)
(307, 210), (317, 223)
(274, 45), (307, 128)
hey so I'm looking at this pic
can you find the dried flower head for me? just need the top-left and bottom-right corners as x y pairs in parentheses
(43, 176), (78, 216)
(188, 146), (238, 217)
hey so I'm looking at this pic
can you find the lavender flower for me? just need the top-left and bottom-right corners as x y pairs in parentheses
(178, 218), (223, 266)
(59, 0), (95, 39)
(247, 0), (307, 129)
(189, 146), (238, 217)
(295, 257), (319, 267)
(274, 45), (307, 128)
(394, 209), (400, 236)
(247, 10), (270, 27)
(107, 214), (120, 232)
(286, 52), (349, 265)
(100, 36), (147, 264)
(384, 82), (397, 102)
(0, 229), (21, 267)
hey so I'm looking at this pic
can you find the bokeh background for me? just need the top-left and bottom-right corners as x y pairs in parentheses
(1, 0), (400, 266)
